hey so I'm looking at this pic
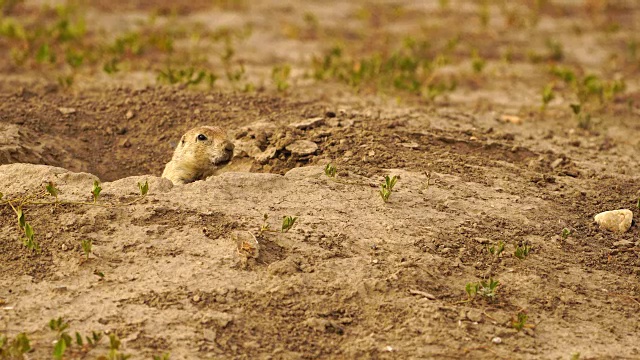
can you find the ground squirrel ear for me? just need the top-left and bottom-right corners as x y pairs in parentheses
(180, 135), (186, 146)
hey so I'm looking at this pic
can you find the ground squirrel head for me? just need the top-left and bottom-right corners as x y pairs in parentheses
(162, 126), (234, 185)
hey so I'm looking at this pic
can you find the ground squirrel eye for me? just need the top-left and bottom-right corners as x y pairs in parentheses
(197, 134), (207, 141)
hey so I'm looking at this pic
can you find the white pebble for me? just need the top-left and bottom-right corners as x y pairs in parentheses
(594, 209), (633, 233)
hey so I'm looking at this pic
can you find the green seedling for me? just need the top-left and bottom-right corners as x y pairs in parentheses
(324, 163), (337, 178)
(0, 332), (32, 358)
(17, 206), (25, 230)
(541, 84), (555, 109)
(465, 278), (499, 301)
(103, 58), (120, 74)
(137, 181), (149, 196)
(93, 269), (105, 280)
(157, 66), (218, 88)
(465, 282), (479, 299)
(46, 181), (60, 203)
(91, 180), (102, 203)
(512, 311), (528, 331)
(545, 38), (564, 61)
(50, 317), (71, 360)
(487, 240), (505, 256)
(478, 0), (490, 27)
(271, 64), (291, 92)
(471, 50), (485, 73)
(636, 198), (640, 210)
(23, 222), (39, 253)
(153, 353), (171, 360)
(81, 239), (92, 259)
(514, 243), (531, 259)
(106, 333), (130, 360)
(260, 213), (271, 233)
(550, 66), (576, 84)
(478, 278), (499, 300)
(570, 352), (581, 360)
(561, 228), (572, 239)
(282, 216), (297, 233)
(379, 175), (398, 203)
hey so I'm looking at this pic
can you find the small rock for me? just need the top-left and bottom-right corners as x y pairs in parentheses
(61, 244), (68, 251)
(254, 147), (277, 164)
(399, 142), (420, 149)
(466, 309), (482, 322)
(192, 294), (201, 302)
(286, 140), (318, 156)
(289, 117), (324, 130)
(125, 110), (135, 120)
(550, 158), (564, 169)
(498, 115), (522, 124)
(58, 107), (76, 115)
(492, 337), (502, 344)
(594, 209), (633, 233)
(613, 239), (633, 248)
(119, 138), (131, 148)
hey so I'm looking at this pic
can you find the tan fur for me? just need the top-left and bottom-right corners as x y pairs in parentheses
(162, 126), (234, 185)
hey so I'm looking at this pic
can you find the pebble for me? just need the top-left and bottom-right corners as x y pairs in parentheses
(58, 107), (76, 115)
(492, 337), (502, 344)
(286, 140), (318, 156)
(613, 239), (633, 248)
(125, 110), (135, 120)
(466, 309), (482, 322)
(289, 117), (324, 130)
(550, 158), (564, 169)
(594, 209), (633, 233)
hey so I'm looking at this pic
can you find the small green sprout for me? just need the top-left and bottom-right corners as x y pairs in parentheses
(93, 269), (105, 280)
(107, 333), (130, 359)
(81, 239), (92, 259)
(465, 282), (479, 299)
(478, 278), (499, 300)
(471, 50), (485, 73)
(324, 163), (337, 178)
(260, 213), (271, 233)
(487, 240), (505, 256)
(0, 191), (3, 200)
(271, 64), (291, 92)
(570, 103), (581, 115)
(379, 175), (398, 203)
(570, 352), (581, 360)
(17, 207), (25, 230)
(542, 84), (555, 108)
(282, 216), (297, 233)
(50, 317), (71, 360)
(1, 332), (32, 357)
(465, 278), (499, 301)
(153, 353), (171, 360)
(23, 222), (39, 252)
(103, 58), (120, 74)
(91, 180), (102, 203)
(561, 228), (572, 239)
(46, 181), (59, 202)
(636, 197), (640, 210)
(514, 243), (531, 259)
(137, 181), (149, 196)
(512, 311), (528, 331)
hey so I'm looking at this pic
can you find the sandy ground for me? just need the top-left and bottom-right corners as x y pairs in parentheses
(1, 1), (640, 359)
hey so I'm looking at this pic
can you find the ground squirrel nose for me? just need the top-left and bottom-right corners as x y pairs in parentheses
(225, 142), (234, 151)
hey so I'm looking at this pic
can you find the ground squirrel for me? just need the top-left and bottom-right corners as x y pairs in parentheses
(162, 126), (234, 185)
